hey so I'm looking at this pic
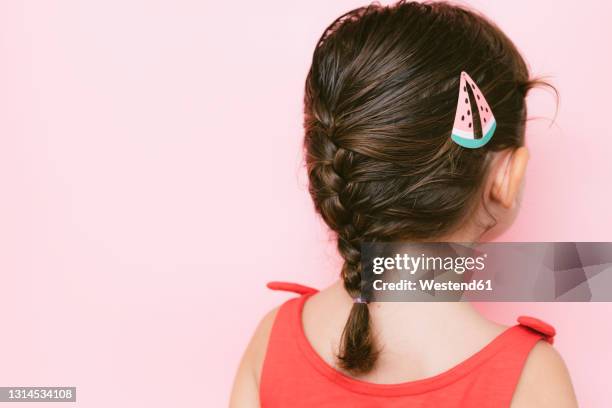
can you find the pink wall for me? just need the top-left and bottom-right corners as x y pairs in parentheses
(0, 1), (610, 406)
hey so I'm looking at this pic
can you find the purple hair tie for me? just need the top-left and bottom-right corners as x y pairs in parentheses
(354, 296), (368, 304)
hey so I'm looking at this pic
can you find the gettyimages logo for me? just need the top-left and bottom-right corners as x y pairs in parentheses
(372, 253), (487, 275)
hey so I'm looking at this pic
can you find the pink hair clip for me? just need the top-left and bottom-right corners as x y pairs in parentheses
(450, 71), (496, 148)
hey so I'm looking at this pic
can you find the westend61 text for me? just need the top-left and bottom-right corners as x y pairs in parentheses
(373, 279), (493, 292)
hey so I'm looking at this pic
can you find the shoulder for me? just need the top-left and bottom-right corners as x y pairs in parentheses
(249, 306), (282, 376)
(229, 306), (280, 408)
(238, 306), (281, 379)
(511, 341), (578, 408)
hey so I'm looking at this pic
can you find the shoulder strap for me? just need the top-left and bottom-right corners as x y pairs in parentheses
(517, 315), (556, 344)
(260, 284), (317, 405)
(469, 315), (557, 406)
(267, 281), (319, 295)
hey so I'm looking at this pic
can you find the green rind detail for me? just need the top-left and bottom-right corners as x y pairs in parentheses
(451, 121), (497, 149)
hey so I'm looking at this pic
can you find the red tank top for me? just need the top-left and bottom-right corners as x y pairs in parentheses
(260, 281), (556, 408)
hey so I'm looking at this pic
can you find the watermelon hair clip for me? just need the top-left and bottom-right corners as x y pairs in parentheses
(450, 71), (496, 149)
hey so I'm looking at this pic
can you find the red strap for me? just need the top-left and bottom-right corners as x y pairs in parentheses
(517, 316), (556, 344)
(267, 281), (318, 295)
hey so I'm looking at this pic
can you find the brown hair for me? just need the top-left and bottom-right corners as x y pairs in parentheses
(303, 1), (552, 374)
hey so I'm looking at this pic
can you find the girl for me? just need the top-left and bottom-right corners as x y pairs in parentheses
(231, 1), (577, 406)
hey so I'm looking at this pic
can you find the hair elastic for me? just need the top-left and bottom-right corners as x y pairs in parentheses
(450, 71), (497, 149)
(354, 297), (368, 304)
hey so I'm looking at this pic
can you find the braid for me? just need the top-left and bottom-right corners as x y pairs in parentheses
(304, 92), (379, 374)
(337, 228), (378, 374)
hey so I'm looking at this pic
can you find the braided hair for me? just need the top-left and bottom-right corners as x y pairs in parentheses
(303, 1), (550, 374)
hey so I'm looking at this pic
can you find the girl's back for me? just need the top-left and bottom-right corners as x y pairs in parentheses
(231, 1), (577, 406)
(257, 281), (566, 407)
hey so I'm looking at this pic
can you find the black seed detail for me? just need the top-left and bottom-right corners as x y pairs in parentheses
(465, 98), (468, 104)
(471, 84), (475, 89)
(477, 94), (481, 100)
(467, 110), (470, 116)
(463, 86), (466, 92)
(461, 115), (464, 121)
(469, 122), (472, 128)
(486, 107), (489, 112)
(481, 106), (484, 111)
(484, 118), (487, 123)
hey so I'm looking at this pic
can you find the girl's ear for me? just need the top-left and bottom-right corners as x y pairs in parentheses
(490, 147), (529, 209)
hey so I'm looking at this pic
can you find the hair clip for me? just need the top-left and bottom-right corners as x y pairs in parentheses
(450, 71), (496, 149)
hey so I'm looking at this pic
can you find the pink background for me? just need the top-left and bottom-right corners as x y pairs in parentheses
(1, 1), (610, 406)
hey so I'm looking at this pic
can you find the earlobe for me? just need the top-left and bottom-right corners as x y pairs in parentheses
(490, 147), (529, 209)
(490, 151), (512, 206)
(504, 147), (529, 208)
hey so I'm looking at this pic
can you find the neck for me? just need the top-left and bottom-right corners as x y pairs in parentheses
(329, 279), (491, 346)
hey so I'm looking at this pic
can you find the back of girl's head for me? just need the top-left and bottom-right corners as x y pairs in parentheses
(303, 1), (549, 375)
